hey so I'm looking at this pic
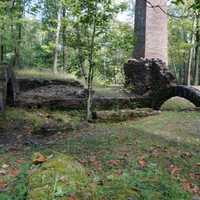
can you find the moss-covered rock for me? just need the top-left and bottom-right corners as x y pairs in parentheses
(161, 97), (195, 111)
(27, 154), (92, 200)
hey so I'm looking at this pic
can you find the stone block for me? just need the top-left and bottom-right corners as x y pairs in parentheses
(124, 58), (176, 96)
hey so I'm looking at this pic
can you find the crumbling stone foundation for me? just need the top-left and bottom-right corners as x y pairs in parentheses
(124, 59), (177, 97)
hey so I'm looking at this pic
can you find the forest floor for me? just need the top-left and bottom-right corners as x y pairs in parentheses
(0, 98), (199, 200)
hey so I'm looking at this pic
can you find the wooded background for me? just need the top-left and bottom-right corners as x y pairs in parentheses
(0, 0), (199, 86)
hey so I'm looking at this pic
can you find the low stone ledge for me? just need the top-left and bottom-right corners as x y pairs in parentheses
(17, 97), (86, 110)
(16, 96), (152, 111)
(93, 96), (152, 110)
(93, 108), (160, 122)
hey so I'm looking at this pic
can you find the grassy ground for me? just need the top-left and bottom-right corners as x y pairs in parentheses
(0, 98), (199, 199)
(15, 69), (121, 90)
(16, 69), (78, 81)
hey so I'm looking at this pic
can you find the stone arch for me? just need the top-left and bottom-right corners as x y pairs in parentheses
(152, 86), (200, 110)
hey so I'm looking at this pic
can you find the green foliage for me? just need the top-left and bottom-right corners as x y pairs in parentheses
(0, 107), (80, 134)
(173, 0), (200, 10)
(0, 0), (134, 84)
(168, 2), (194, 84)
(0, 163), (30, 200)
(12, 164), (30, 200)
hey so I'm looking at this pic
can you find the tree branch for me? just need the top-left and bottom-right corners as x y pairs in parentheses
(145, 0), (191, 19)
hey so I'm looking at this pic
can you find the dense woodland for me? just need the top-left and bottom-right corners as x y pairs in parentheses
(0, 1), (200, 199)
(0, 0), (199, 86)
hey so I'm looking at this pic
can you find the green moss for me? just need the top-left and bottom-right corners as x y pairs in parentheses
(0, 108), (46, 130)
(0, 108), (80, 134)
(161, 97), (195, 111)
(131, 111), (200, 144)
(28, 154), (91, 200)
(16, 69), (77, 81)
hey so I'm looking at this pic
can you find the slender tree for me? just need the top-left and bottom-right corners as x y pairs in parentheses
(194, 11), (200, 85)
(13, 0), (24, 67)
(53, 2), (62, 74)
(187, 16), (196, 86)
(62, 7), (67, 71)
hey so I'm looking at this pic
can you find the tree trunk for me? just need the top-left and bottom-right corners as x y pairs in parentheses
(14, 23), (22, 67)
(194, 49), (200, 85)
(87, 1), (98, 122)
(171, 59), (178, 82)
(0, 28), (4, 64)
(76, 26), (87, 84)
(13, 0), (23, 68)
(53, 5), (62, 74)
(62, 7), (67, 71)
(187, 16), (196, 86)
(194, 12), (200, 85)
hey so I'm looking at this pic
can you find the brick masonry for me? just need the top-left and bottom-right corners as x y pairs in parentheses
(133, 0), (168, 64)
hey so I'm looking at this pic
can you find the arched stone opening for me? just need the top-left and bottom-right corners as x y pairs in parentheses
(152, 86), (200, 110)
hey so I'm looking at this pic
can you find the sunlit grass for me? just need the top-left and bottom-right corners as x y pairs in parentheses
(16, 68), (78, 81)
(16, 68), (122, 88)
(0, 98), (200, 199)
(131, 111), (200, 145)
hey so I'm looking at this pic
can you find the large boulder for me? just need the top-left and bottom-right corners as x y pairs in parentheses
(124, 59), (176, 97)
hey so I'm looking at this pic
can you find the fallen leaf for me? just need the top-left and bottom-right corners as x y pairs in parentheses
(138, 156), (147, 168)
(78, 159), (87, 165)
(150, 148), (161, 157)
(189, 173), (200, 180)
(68, 196), (78, 200)
(89, 156), (102, 171)
(0, 169), (7, 175)
(0, 180), (7, 190)
(16, 159), (25, 164)
(32, 153), (47, 165)
(2, 164), (9, 169)
(169, 164), (181, 176)
(107, 160), (120, 167)
(182, 179), (200, 194)
(115, 169), (123, 176)
(196, 163), (200, 167)
(10, 168), (20, 177)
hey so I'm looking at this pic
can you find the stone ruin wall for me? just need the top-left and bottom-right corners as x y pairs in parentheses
(124, 59), (176, 97)
(127, 0), (171, 97)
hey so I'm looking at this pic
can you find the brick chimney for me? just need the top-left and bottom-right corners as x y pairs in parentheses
(133, 0), (168, 65)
